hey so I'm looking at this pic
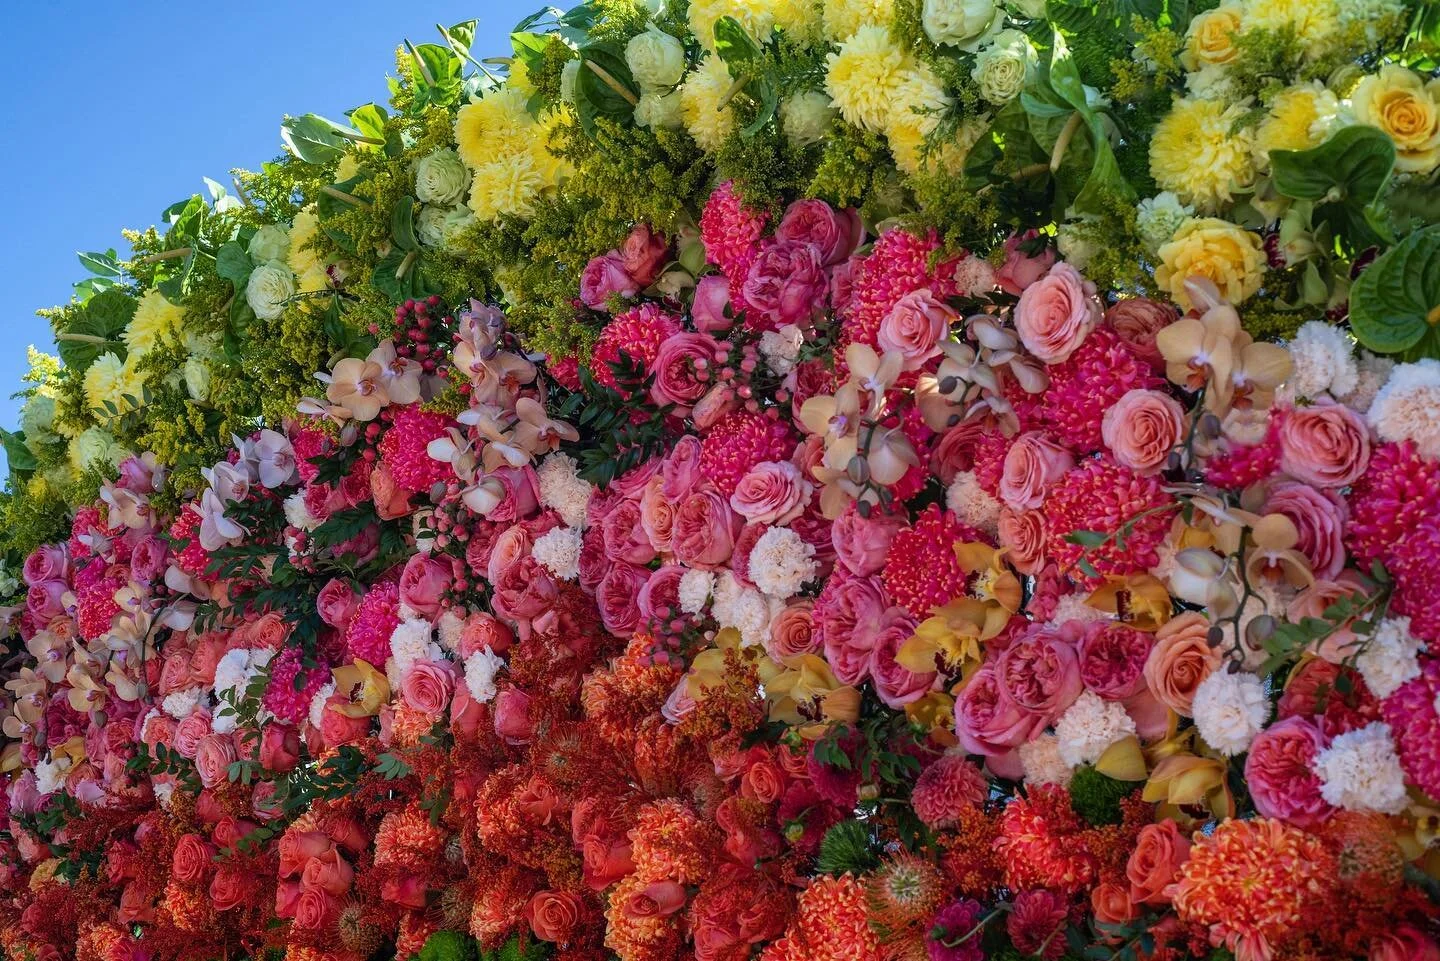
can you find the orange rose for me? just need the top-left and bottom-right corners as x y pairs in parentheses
(1126, 819), (1192, 906)
(1144, 612), (1223, 716)
(292, 887), (340, 931)
(525, 890), (585, 942)
(300, 847), (354, 896)
(1091, 882), (1137, 928)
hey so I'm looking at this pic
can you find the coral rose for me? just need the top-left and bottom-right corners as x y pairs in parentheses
(1000, 433), (1074, 510)
(526, 890), (585, 942)
(672, 488), (741, 569)
(1101, 389), (1185, 474)
(1278, 399), (1370, 489)
(1126, 819), (1191, 906)
(877, 289), (954, 370)
(1144, 612), (1223, 716)
(1014, 262), (1099, 363)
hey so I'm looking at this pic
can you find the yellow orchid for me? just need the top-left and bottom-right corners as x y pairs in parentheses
(905, 692), (957, 744)
(331, 659), (391, 718)
(685, 628), (782, 701)
(955, 542), (1023, 617)
(1143, 752), (1235, 823)
(1095, 734), (1149, 781)
(767, 654), (861, 737)
(1086, 574), (1174, 632)
(897, 599), (990, 676)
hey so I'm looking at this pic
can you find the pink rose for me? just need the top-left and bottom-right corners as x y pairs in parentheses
(129, 534), (168, 583)
(691, 275), (734, 333)
(877, 289), (955, 370)
(955, 665), (1046, 756)
(597, 562), (650, 637)
(831, 503), (906, 577)
(259, 724), (300, 773)
(775, 199), (862, 265)
(996, 230), (1056, 294)
(1279, 400), (1370, 489)
(766, 600), (819, 661)
(1243, 715), (1333, 828)
(619, 224), (668, 286)
(301, 847), (354, 896)
(1264, 479), (1348, 579)
(579, 252), (638, 310)
(1014, 261), (1099, 364)
(491, 555), (557, 623)
(486, 525), (533, 585)
(398, 552), (451, 619)
(172, 711), (212, 760)
(637, 563), (686, 625)
(481, 466), (540, 524)
(871, 611), (935, 708)
(493, 688), (534, 744)
(740, 241), (826, 331)
(638, 477), (677, 553)
(458, 612), (513, 657)
(171, 832), (214, 884)
(815, 573), (890, 685)
(602, 498), (658, 565)
(318, 694), (370, 749)
(1078, 623), (1152, 699)
(1101, 389), (1185, 474)
(830, 255), (861, 314)
(999, 433), (1074, 510)
(1370, 925), (1440, 961)
(316, 578), (360, 630)
(293, 888), (341, 931)
(995, 624), (1083, 723)
(1105, 298), (1176, 373)
(23, 545), (68, 586)
(672, 489), (741, 569)
(369, 461), (413, 520)
(401, 660), (455, 716)
(730, 461), (813, 525)
(194, 733), (237, 790)
(25, 580), (69, 624)
(525, 889), (585, 943)
(997, 506), (1047, 575)
(650, 332), (720, 415)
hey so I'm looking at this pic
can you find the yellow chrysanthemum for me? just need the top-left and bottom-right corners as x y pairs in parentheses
(1155, 217), (1266, 309)
(1242, 0), (1341, 58)
(288, 206), (323, 279)
(506, 60), (536, 96)
(528, 107), (573, 186)
(335, 153), (361, 182)
(772, 0), (824, 45)
(689, 0), (778, 51)
(825, 25), (911, 133)
(1254, 82), (1338, 162)
(1149, 97), (1255, 213)
(123, 289), (185, 356)
(822, 0), (893, 42)
(680, 56), (738, 152)
(467, 153), (544, 222)
(884, 66), (953, 174)
(454, 88), (535, 168)
(82, 353), (147, 415)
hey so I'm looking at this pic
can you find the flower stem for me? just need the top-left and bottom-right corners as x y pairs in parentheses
(583, 59), (639, 107)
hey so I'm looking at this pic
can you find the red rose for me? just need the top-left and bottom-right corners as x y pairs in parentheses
(170, 833), (214, 884)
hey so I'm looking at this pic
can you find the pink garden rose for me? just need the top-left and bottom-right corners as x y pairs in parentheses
(1078, 623), (1152, 700)
(639, 477), (677, 553)
(774, 199), (862, 265)
(172, 711), (212, 760)
(1279, 399), (1370, 489)
(815, 574), (890, 686)
(1105, 298), (1176, 373)
(997, 506), (1047, 575)
(317, 577), (361, 629)
(259, 724), (300, 773)
(398, 552), (451, 619)
(618, 224), (667, 286)
(672, 489), (741, 569)
(1243, 715), (1333, 828)
(662, 435), (705, 500)
(1369, 926), (1440, 961)
(23, 545), (68, 586)
(955, 665), (1046, 756)
(129, 534), (168, 584)
(766, 600), (819, 661)
(740, 241), (826, 332)
(831, 503), (906, 577)
(999, 433), (1074, 510)
(25, 580), (69, 624)
(650, 332), (721, 415)
(996, 625), (1083, 723)
(601, 498), (658, 566)
(1101, 389), (1185, 474)
(730, 461), (813, 525)
(401, 660), (456, 716)
(597, 562), (650, 637)
(637, 563), (686, 625)
(691, 274), (734, 333)
(1014, 262), (1099, 363)
(877, 289), (955, 370)
(194, 733), (238, 790)
(493, 688), (534, 744)
(871, 611), (935, 708)
(1264, 479), (1348, 579)
(580, 252), (639, 310)
(996, 230), (1056, 294)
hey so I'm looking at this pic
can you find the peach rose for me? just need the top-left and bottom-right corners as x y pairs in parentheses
(1105, 297), (1176, 373)
(250, 611), (291, 649)
(766, 600), (820, 661)
(1091, 882), (1137, 927)
(997, 506), (1047, 575)
(877, 289), (955, 370)
(526, 890), (585, 942)
(292, 888), (341, 931)
(1278, 400), (1370, 489)
(740, 755), (788, 804)
(999, 433), (1074, 510)
(639, 476), (677, 552)
(278, 831), (334, 879)
(209, 864), (253, 912)
(672, 488), (741, 569)
(401, 660), (455, 716)
(172, 711), (212, 760)
(369, 461), (413, 520)
(1014, 262), (1099, 364)
(1101, 389), (1185, 473)
(193, 733), (237, 789)
(301, 847), (354, 896)
(582, 837), (635, 891)
(1126, 819), (1191, 906)
(730, 461), (813, 525)
(170, 832), (214, 884)
(1144, 612), (1223, 716)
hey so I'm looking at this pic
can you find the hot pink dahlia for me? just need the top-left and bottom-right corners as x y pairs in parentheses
(698, 411), (796, 497)
(1346, 440), (1440, 569)
(168, 506), (212, 578)
(75, 572), (123, 641)
(1008, 328), (1162, 453)
(345, 581), (401, 665)
(262, 646), (329, 724)
(842, 228), (959, 351)
(1389, 515), (1440, 643)
(1203, 414), (1284, 491)
(882, 504), (986, 618)
(1043, 456), (1172, 588)
(589, 303), (683, 392)
(911, 753), (987, 828)
(290, 426), (333, 485)
(378, 406), (457, 495)
(1382, 656), (1440, 800)
(699, 180), (769, 278)
(68, 506), (107, 559)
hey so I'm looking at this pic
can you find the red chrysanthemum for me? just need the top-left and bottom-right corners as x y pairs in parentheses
(262, 646), (329, 724)
(345, 581), (401, 665)
(1203, 414), (1284, 491)
(378, 405), (456, 494)
(590, 304), (684, 393)
(167, 506), (212, 578)
(994, 784), (1099, 894)
(969, 429), (1010, 497)
(842, 228), (959, 351)
(1381, 655), (1440, 801)
(699, 180), (769, 278)
(882, 505), (985, 618)
(759, 873), (882, 961)
(1387, 515), (1440, 642)
(698, 411), (796, 497)
(1345, 440), (1440, 569)
(1043, 456), (1173, 588)
(629, 799), (721, 887)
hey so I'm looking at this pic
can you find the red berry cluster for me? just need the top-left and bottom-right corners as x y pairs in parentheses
(370, 295), (455, 377)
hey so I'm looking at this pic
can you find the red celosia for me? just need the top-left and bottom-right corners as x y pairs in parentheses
(1386, 514), (1440, 642)
(168, 506), (212, 578)
(882, 505), (985, 618)
(698, 411), (797, 497)
(378, 405), (456, 494)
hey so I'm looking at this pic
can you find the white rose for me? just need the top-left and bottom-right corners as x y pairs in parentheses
(415, 205), (449, 247)
(625, 26), (687, 89)
(923, 0), (1003, 50)
(781, 90), (837, 147)
(20, 394), (58, 446)
(247, 224), (290, 264)
(972, 28), (1034, 104)
(1136, 191), (1194, 250)
(183, 357), (211, 402)
(1056, 221), (1097, 270)
(245, 261), (296, 320)
(414, 147), (470, 205)
(634, 88), (684, 129)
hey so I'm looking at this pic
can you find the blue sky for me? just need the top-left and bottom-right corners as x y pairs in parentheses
(0, 0), (536, 472)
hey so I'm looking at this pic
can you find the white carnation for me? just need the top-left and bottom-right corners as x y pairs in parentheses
(308, 681), (336, 729)
(1368, 359), (1440, 459)
(283, 491), (320, 531)
(389, 616), (434, 677)
(712, 571), (782, 648)
(747, 527), (818, 600)
(1355, 616), (1423, 700)
(1049, 592), (1112, 626)
(162, 686), (205, 721)
(781, 90), (837, 148)
(34, 757), (65, 796)
(442, 206), (476, 245)
(1340, 350), (1395, 415)
(678, 568), (715, 615)
(1019, 733), (1073, 786)
(1055, 691), (1137, 768)
(435, 609), (466, 653)
(211, 711), (237, 736)
(971, 28), (1034, 104)
(1338, 0), (1407, 42)
(213, 648), (252, 697)
(414, 148), (470, 206)
(1192, 669), (1270, 756)
(247, 224), (291, 264)
(533, 526), (583, 581)
(923, 0), (1003, 49)
(1287, 321), (1358, 399)
(153, 781), (175, 809)
(245, 261), (296, 321)
(759, 325), (805, 376)
(537, 453), (593, 528)
(626, 26), (687, 89)
(1313, 722), (1409, 814)
(1136, 191), (1193, 250)
(946, 470), (1002, 535)
(464, 649), (506, 703)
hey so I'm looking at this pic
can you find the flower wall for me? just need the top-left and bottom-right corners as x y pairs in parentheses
(4, 2), (1440, 961)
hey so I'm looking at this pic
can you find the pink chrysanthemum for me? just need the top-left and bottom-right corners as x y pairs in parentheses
(589, 303), (683, 392)
(290, 426), (333, 485)
(882, 505), (986, 618)
(1346, 441), (1440, 569)
(168, 506), (212, 578)
(698, 411), (796, 497)
(1381, 656), (1440, 800)
(345, 581), (401, 665)
(891, 404), (935, 503)
(699, 181), (769, 278)
(911, 753), (987, 828)
(1043, 456), (1173, 588)
(969, 430), (1010, 497)
(378, 405), (456, 494)
(842, 229), (959, 351)
(1009, 328), (1162, 453)
(75, 572), (123, 641)
(263, 646), (329, 724)
(1006, 889), (1069, 961)
(1204, 415), (1284, 490)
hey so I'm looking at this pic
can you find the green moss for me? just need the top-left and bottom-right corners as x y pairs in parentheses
(1068, 765), (1135, 826)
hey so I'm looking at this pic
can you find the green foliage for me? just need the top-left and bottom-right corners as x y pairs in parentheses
(1349, 224), (1440, 358)
(815, 819), (882, 876)
(418, 930), (476, 961)
(1069, 765), (1135, 826)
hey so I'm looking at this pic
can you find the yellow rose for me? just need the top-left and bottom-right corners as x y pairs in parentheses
(1155, 218), (1266, 310)
(1181, 4), (1242, 70)
(1352, 65), (1440, 173)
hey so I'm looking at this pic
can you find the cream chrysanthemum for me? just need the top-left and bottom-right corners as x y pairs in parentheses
(83, 353), (127, 414)
(1367, 359), (1440, 458)
(1242, 0), (1341, 59)
(1055, 690), (1137, 768)
(1287, 320), (1358, 399)
(288, 206), (332, 293)
(1149, 97), (1256, 213)
(825, 25), (911, 133)
(1192, 669), (1270, 756)
(467, 153), (544, 222)
(1355, 616), (1422, 700)
(680, 56), (738, 152)
(946, 471), (1001, 536)
(1313, 722), (1409, 814)
(884, 64), (955, 174)
(1254, 83), (1340, 162)
(781, 90), (838, 147)
(454, 87), (534, 167)
(689, 0), (777, 51)
(822, 0), (895, 41)
(124, 289), (185, 355)
(529, 107), (573, 185)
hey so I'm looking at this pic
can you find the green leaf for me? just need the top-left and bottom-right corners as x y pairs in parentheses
(347, 103), (389, 142)
(713, 15), (764, 74)
(1043, 31), (1135, 215)
(511, 31), (551, 74)
(391, 196), (419, 252)
(574, 40), (638, 136)
(1349, 224), (1440, 355)
(440, 19), (477, 53)
(215, 241), (253, 290)
(1271, 126), (1396, 246)
(58, 289), (136, 369)
(408, 43), (465, 112)
(281, 114), (361, 164)
(0, 428), (38, 474)
(77, 249), (123, 278)
(1065, 529), (1110, 548)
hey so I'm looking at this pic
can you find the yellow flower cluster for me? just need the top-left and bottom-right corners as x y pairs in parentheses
(453, 88), (572, 221)
(122, 290), (185, 356)
(1150, 98), (1255, 214)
